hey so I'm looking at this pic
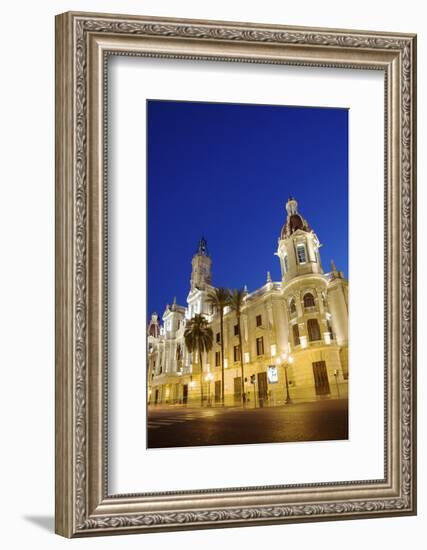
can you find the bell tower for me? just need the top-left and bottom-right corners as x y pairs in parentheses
(187, 237), (213, 319)
(190, 237), (212, 291)
(276, 197), (323, 284)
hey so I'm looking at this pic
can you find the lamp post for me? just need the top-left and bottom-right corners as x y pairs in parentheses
(333, 369), (340, 398)
(282, 354), (293, 405)
(189, 378), (196, 406)
(205, 373), (214, 407)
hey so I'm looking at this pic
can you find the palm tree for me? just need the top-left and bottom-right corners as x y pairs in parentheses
(184, 314), (213, 406)
(229, 288), (246, 405)
(207, 287), (230, 405)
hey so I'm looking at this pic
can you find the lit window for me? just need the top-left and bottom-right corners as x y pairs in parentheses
(303, 293), (315, 308)
(297, 244), (307, 264)
(292, 324), (300, 346)
(307, 319), (321, 341)
(256, 336), (264, 356)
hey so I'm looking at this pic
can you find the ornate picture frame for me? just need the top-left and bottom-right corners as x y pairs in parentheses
(55, 11), (417, 537)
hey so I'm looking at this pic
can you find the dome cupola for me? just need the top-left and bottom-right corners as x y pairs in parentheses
(276, 196), (323, 283)
(281, 197), (311, 239)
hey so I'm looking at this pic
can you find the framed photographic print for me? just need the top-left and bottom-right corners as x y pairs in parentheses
(55, 11), (417, 537)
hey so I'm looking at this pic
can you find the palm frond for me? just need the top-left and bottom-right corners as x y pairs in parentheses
(206, 287), (231, 311)
(229, 288), (246, 315)
(184, 314), (214, 356)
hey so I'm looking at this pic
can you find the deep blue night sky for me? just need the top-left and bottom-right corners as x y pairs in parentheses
(147, 100), (348, 318)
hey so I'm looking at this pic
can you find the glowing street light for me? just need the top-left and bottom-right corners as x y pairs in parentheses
(333, 369), (340, 397)
(205, 372), (214, 406)
(282, 354), (293, 404)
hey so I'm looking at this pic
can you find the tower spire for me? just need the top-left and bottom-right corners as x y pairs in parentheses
(196, 236), (209, 256)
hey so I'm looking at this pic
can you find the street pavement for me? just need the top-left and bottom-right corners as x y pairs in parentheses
(147, 398), (348, 448)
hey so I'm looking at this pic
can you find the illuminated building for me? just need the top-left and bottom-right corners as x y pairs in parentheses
(147, 197), (348, 406)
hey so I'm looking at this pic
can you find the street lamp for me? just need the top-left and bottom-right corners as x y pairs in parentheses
(282, 353), (293, 405)
(333, 369), (340, 398)
(205, 373), (214, 407)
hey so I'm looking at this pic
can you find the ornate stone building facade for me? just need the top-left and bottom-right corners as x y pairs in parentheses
(147, 198), (348, 407)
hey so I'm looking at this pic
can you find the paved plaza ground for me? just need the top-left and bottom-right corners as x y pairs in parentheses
(147, 398), (348, 448)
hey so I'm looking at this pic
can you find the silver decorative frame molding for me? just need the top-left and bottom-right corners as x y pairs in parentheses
(55, 11), (417, 537)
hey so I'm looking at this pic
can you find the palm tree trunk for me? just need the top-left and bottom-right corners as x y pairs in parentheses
(237, 314), (245, 405)
(220, 312), (225, 406)
(199, 349), (204, 406)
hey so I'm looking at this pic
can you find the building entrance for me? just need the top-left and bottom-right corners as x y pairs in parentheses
(257, 371), (268, 405)
(312, 361), (331, 395)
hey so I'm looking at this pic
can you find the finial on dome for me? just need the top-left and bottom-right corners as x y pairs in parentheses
(286, 196), (298, 216)
(267, 271), (272, 283)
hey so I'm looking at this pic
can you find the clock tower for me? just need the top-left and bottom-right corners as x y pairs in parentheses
(190, 236), (212, 291)
(187, 237), (213, 319)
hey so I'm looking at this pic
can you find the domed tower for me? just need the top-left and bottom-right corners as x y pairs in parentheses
(147, 312), (160, 338)
(276, 197), (323, 284)
(277, 197), (327, 350)
(275, 197), (348, 400)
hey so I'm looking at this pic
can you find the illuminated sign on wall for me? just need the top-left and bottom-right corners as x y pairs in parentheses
(267, 365), (278, 383)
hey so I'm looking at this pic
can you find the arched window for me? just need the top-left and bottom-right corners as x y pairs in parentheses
(303, 292), (315, 309)
(292, 324), (300, 346)
(307, 319), (321, 341)
(289, 298), (296, 314)
(296, 243), (307, 264)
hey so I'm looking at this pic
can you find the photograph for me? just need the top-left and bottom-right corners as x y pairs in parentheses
(53, 8), (416, 538)
(146, 99), (349, 448)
